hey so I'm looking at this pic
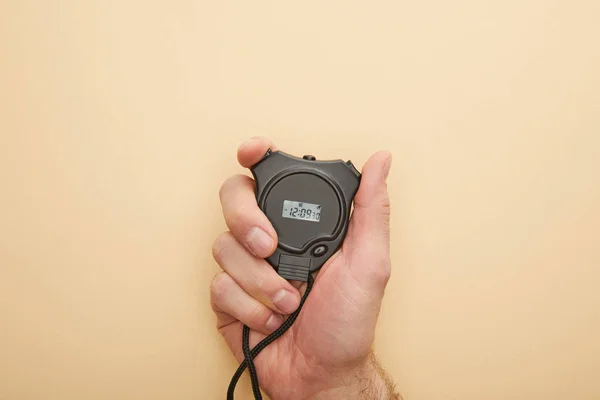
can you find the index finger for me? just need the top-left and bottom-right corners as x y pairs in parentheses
(237, 137), (279, 168)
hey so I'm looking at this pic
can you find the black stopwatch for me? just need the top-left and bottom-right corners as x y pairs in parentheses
(251, 150), (361, 282)
(228, 149), (362, 398)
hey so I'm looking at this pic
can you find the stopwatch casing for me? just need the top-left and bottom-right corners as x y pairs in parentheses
(251, 150), (361, 282)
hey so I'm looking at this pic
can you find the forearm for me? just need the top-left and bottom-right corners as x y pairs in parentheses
(310, 354), (401, 400)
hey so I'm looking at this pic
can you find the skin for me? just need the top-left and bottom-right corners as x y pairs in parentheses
(211, 137), (397, 399)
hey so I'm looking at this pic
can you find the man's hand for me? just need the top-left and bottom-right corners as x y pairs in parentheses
(211, 137), (398, 399)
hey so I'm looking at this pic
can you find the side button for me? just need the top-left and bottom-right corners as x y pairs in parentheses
(311, 245), (328, 257)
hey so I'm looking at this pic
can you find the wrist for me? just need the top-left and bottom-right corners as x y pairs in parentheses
(307, 354), (400, 400)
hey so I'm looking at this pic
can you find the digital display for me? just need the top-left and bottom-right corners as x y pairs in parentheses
(282, 200), (321, 222)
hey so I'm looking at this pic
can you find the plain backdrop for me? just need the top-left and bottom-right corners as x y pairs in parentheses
(1, 1), (599, 399)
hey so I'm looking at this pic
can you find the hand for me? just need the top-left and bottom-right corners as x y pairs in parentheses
(211, 137), (397, 399)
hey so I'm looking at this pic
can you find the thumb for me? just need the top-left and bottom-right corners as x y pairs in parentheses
(343, 151), (392, 286)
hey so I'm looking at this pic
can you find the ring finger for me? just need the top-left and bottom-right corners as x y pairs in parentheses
(210, 272), (284, 335)
(212, 232), (301, 314)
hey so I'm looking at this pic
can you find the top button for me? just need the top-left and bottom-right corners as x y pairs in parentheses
(345, 160), (360, 177)
(303, 155), (316, 161)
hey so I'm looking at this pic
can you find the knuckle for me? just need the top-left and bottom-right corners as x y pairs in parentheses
(218, 181), (228, 201)
(378, 191), (391, 214)
(211, 232), (234, 263)
(373, 259), (392, 286)
(210, 272), (232, 300)
(219, 174), (251, 201)
(220, 175), (257, 235)
(224, 210), (248, 235)
(377, 192), (391, 237)
(247, 302), (272, 326)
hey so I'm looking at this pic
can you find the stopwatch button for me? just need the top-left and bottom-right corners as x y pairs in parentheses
(311, 245), (328, 257)
(345, 160), (360, 177)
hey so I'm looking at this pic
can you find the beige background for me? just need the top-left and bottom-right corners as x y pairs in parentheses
(1, 1), (599, 399)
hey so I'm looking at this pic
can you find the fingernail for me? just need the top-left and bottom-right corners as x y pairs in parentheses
(265, 314), (283, 332)
(245, 227), (274, 257)
(383, 156), (392, 180)
(272, 289), (300, 314)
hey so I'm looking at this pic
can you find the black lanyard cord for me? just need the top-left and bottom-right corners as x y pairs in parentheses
(227, 274), (315, 399)
(242, 324), (263, 398)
